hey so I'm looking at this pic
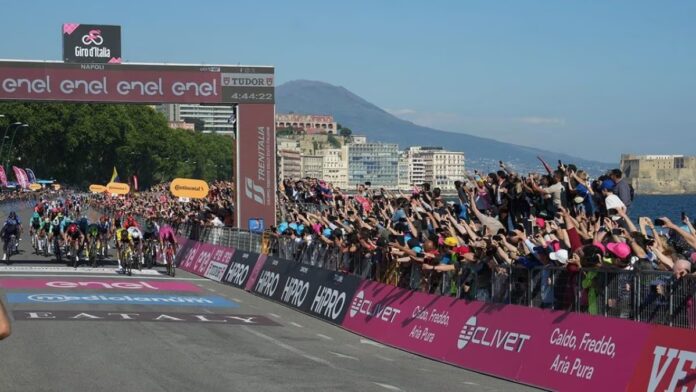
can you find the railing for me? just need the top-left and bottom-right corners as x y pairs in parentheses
(96, 214), (696, 331)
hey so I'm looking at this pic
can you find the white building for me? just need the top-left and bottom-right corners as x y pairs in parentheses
(301, 155), (324, 179)
(321, 147), (349, 190)
(157, 104), (236, 135)
(278, 149), (302, 180)
(402, 146), (465, 190)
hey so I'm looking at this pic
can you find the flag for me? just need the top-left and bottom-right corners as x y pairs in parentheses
(537, 156), (554, 175)
(12, 166), (27, 189)
(0, 167), (7, 187)
(25, 168), (36, 183)
(133, 175), (139, 191)
(110, 166), (120, 183)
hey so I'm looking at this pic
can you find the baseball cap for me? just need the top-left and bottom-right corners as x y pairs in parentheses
(607, 242), (631, 259)
(599, 179), (615, 192)
(453, 245), (471, 256)
(444, 237), (458, 247)
(322, 228), (332, 237)
(549, 249), (569, 264)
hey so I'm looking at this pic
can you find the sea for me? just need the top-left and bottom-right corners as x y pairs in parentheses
(630, 194), (696, 222)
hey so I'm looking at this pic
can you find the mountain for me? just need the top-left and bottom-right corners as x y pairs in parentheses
(276, 80), (611, 174)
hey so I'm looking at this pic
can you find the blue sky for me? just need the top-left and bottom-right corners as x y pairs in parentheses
(0, 0), (694, 163)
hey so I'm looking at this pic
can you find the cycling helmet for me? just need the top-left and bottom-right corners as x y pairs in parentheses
(67, 224), (78, 234)
(52, 218), (60, 226)
(32, 212), (40, 219)
(130, 230), (141, 239)
(8, 212), (16, 219)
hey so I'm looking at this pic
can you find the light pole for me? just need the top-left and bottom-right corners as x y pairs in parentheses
(5, 124), (28, 167)
(0, 122), (21, 163)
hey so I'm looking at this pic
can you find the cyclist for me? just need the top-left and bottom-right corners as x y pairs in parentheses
(143, 217), (159, 265)
(159, 224), (178, 275)
(127, 225), (144, 267)
(48, 216), (63, 257)
(29, 211), (41, 252)
(85, 222), (100, 264)
(124, 215), (138, 230)
(97, 215), (111, 258)
(64, 221), (84, 264)
(0, 212), (21, 261)
(115, 226), (131, 272)
(37, 216), (51, 254)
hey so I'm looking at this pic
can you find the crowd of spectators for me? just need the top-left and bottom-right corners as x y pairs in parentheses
(89, 181), (235, 227)
(275, 162), (696, 324)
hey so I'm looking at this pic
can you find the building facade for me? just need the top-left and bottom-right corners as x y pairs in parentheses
(620, 154), (696, 194)
(322, 147), (349, 190)
(301, 155), (324, 179)
(276, 114), (337, 135)
(278, 149), (302, 180)
(157, 104), (236, 135)
(401, 146), (465, 190)
(347, 143), (399, 188)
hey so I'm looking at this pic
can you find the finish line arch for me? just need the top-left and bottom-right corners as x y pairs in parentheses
(0, 59), (275, 229)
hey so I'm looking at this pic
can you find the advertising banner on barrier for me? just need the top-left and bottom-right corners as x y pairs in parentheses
(177, 241), (234, 280)
(627, 324), (696, 391)
(341, 279), (656, 392)
(251, 257), (361, 325)
(221, 251), (262, 289)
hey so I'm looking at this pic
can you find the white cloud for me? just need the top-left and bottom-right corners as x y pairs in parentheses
(516, 116), (566, 126)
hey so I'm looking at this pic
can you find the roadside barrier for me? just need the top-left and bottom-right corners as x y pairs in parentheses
(171, 233), (696, 391)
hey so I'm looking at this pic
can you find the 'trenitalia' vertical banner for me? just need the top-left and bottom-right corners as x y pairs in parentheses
(236, 103), (276, 230)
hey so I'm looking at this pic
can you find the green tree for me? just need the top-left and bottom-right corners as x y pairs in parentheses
(0, 102), (234, 189)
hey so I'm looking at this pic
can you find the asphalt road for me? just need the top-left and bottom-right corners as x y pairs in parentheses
(0, 206), (542, 392)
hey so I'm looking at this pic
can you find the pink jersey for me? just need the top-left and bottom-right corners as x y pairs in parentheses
(158, 225), (176, 242)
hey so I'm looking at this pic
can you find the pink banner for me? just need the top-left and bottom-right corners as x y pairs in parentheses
(0, 278), (201, 292)
(0, 166), (7, 187)
(341, 280), (655, 391)
(19, 168), (29, 188)
(177, 240), (234, 281)
(12, 166), (27, 188)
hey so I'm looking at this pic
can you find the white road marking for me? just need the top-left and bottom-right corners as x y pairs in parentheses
(268, 313), (281, 318)
(329, 351), (359, 361)
(372, 382), (404, 391)
(207, 288), (217, 292)
(289, 321), (303, 328)
(374, 354), (394, 362)
(360, 338), (385, 348)
(232, 297), (243, 303)
(242, 326), (335, 368)
(316, 333), (333, 341)
(462, 381), (479, 386)
(0, 273), (208, 281)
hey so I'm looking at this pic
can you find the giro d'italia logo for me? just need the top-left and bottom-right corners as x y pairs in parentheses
(457, 316), (478, 349)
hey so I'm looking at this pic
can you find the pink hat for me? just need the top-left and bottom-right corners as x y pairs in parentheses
(607, 242), (631, 259)
(592, 241), (606, 254)
(690, 252), (696, 264)
(535, 217), (546, 229)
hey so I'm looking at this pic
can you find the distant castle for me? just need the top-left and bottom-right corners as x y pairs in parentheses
(620, 154), (696, 195)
